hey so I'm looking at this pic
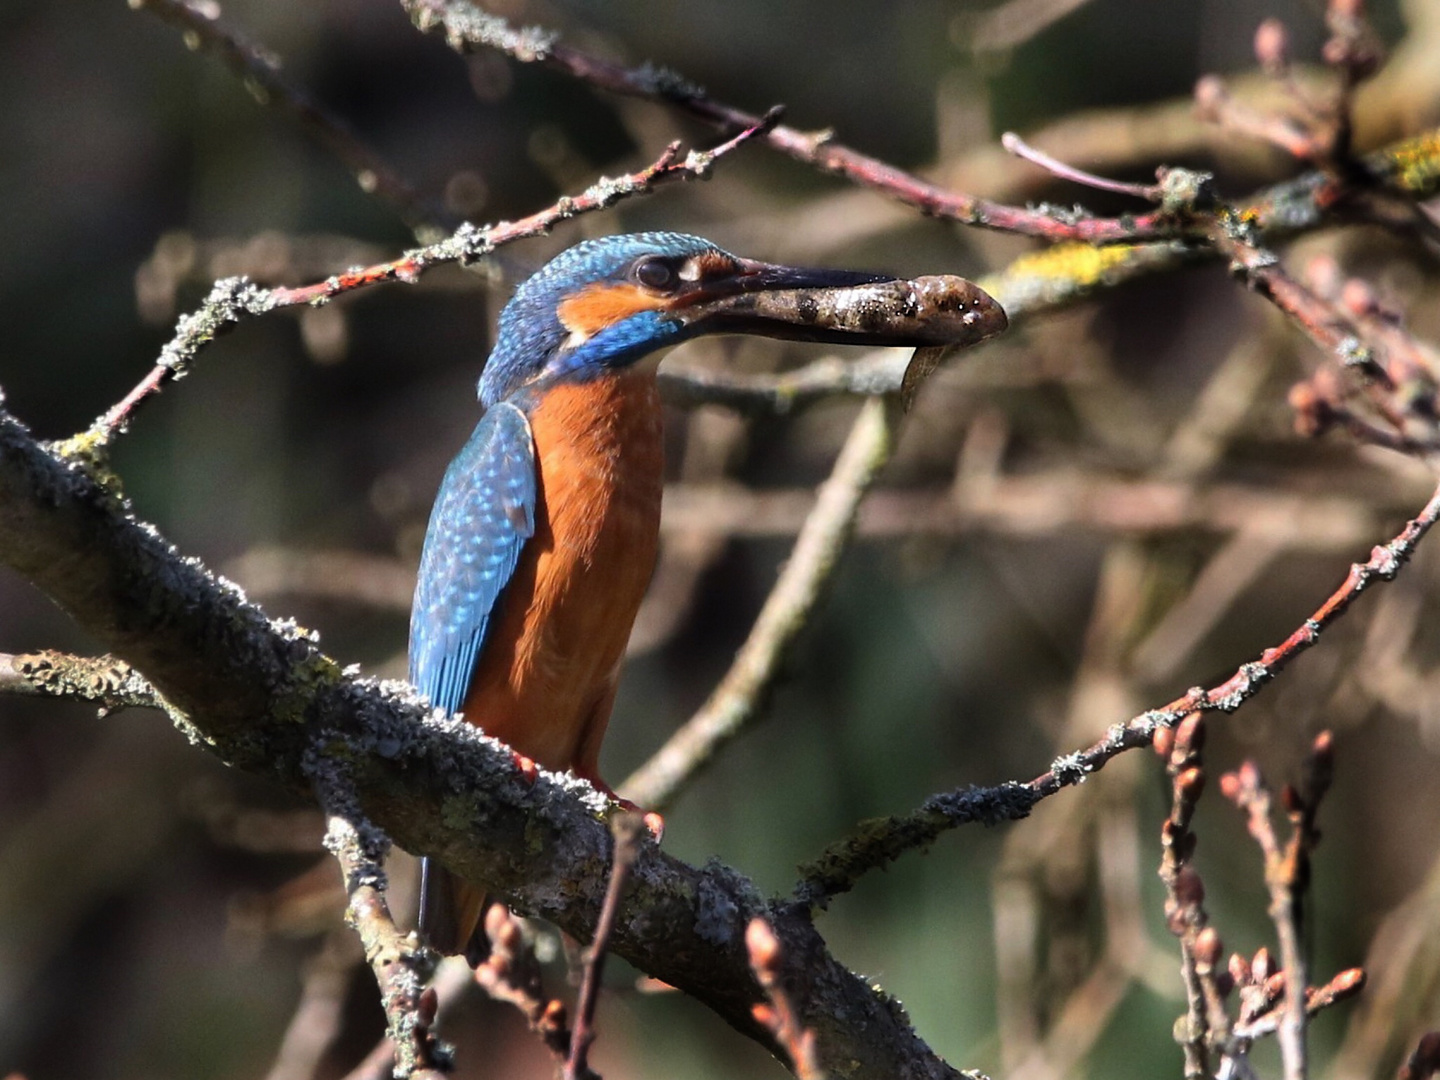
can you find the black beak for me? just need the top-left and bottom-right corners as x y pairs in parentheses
(676, 258), (1008, 350)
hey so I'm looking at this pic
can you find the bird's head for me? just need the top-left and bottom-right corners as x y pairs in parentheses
(479, 231), (1003, 406)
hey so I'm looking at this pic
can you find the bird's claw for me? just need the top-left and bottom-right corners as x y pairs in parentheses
(510, 751), (539, 785)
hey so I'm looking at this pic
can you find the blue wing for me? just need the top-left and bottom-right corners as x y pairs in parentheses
(409, 401), (536, 716)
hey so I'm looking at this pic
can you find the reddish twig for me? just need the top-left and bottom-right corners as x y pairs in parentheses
(74, 117), (776, 455)
(1001, 132), (1161, 201)
(400, 0), (1199, 245)
(1195, 75), (1322, 164)
(1196, 2), (1381, 172)
(746, 918), (825, 1080)
(564, 813), (643, 1080)
(1230, 965), (1365, 1041)
(1220, 760), (1310, 1080)
(1399, 1032), (1440, 1080)
(132, 0), (448, 236)
(1219, 734), (1338, 1080)
(792, 478), (1440, 906)
(1153, 714), (1232, 1079)
(475, 904), (571, 1064)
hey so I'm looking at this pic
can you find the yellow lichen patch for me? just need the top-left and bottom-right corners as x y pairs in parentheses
(1381, 131), (1440, 196)
(999, 242), (1142, 290)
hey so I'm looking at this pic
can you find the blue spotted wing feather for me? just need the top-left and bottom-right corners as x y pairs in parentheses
(413, 401), (535, 957)
(409, 400), (536, 716)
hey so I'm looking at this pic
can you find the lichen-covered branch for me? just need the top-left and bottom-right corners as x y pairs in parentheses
(0, 405), (958, 1080)
(0, 650), (164, 713)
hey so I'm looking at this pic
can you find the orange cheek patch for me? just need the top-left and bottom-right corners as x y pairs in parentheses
(556, 283), (667, 343)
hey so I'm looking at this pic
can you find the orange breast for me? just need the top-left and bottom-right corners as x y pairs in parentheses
(459, 369), (664, 778)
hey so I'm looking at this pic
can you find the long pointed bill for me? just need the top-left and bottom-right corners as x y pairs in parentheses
(678, 259), (1008, 351)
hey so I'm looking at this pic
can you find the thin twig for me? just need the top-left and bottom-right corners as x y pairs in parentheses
(619, 395), (900, 812)
(400, 1), (1440, 245)
(746, 918), (825, 1080)
(1001, 131), (1161, 200)
(1154, 714), (1230, 1079)
(1219, 733), (1336, 1080)
(475, 904), (571, 1064)
(565, 813), (644, 1080)
(791, 477), (1440, 906)
(337, 960), (475, 1080)
(400, 0), (1186, 244)
(72, 118), (778, 457)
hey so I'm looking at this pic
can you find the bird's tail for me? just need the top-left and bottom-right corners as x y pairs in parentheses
(419, 856), (491, 965)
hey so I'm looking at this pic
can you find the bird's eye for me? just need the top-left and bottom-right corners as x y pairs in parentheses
(633, 257), (675, 290)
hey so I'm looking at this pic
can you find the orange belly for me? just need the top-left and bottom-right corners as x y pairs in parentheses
(459, 369), (664, 780)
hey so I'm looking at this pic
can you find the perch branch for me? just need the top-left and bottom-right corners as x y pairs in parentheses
(0, 404), (961, 1080)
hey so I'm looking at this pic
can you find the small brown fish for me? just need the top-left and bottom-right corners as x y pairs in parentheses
(691, 273), (1006, 408)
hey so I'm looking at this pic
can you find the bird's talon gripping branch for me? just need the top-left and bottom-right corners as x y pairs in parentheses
(510, 751), (540, 784)
(409, 232), (1006, 957)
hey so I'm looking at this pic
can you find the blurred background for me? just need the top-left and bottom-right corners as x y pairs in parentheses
(2, 0), (1440, 1078)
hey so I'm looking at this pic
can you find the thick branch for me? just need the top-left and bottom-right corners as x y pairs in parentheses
(0, 406), (955, 1080)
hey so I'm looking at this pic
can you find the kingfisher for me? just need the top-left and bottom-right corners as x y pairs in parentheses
(409, 231), (1006, 956)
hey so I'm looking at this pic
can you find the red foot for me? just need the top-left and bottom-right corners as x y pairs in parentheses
(510, 751), (539, 785)
(574, 771), (665, 842)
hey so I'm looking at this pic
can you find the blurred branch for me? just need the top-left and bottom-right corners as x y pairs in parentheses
(792, 476), (1440, 907)
(660, 473), (1403, 550)
(0, 405), (963, 1080)
(227, 547), (416, 613)
(966, 0), (1094, 53)
(263, 930), (364, 1080)
(620, 395), (900, 811)
(1333, 839), (1440, 1080)
(132, 0), (451, 238)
